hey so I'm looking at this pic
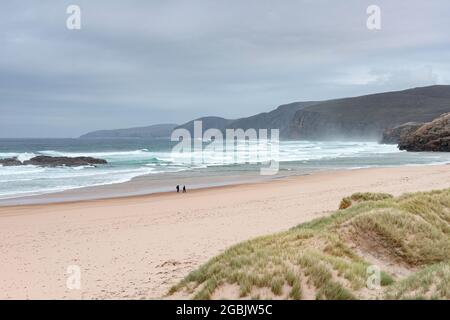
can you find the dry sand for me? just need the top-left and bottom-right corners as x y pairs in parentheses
(0, 165), (449, 299)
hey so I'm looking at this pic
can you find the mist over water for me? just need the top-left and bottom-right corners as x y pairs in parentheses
(1, 138), (449, 200)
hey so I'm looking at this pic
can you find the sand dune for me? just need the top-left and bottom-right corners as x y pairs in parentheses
(0, 164), (449, 299)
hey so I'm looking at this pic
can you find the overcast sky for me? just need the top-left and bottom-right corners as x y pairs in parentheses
(1, 0), (449, 137)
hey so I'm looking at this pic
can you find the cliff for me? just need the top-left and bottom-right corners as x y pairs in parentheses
(380, 122), (424, 144)
(290, 85), (450, 140)
(398, 113), (450, 151)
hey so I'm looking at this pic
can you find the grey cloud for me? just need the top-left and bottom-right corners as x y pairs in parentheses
(1, 0), (449, 137)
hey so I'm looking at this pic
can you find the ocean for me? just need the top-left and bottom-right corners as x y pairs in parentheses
(1, 138), (450, 201)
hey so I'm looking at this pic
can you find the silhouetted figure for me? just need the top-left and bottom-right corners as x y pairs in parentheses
(176, 185), (180, 193)
(183, 185), (186, 193)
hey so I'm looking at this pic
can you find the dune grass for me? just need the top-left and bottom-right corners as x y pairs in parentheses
(168, 189), (450, 300)
(339, 192), (393, 210)
(385, 262), (450, 299)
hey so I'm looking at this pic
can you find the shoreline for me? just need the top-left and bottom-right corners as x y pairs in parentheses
(0, 175), (283, 212)
(2, 161), (449, 207)
(0, 169), (287, 206)
(1, 164), (449, 299)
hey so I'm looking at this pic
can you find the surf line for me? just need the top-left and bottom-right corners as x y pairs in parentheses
(170, 120), (280, 175)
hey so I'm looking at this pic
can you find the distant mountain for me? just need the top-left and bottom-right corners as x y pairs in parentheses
(175, 101), (318, 137)
(80, 123), (177, 139)
(176, 86), (450, 140)
(289, 85), (450, 140)
(80, 85), (450, 141)
(174, 116), (234, 134)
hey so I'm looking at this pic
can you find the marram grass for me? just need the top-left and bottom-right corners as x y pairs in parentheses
(168, 189), (450, 300)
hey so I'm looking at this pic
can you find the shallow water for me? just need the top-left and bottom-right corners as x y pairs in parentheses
(1, 138), (449, 200)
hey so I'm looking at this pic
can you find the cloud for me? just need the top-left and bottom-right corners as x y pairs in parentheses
(369, 66), (439, 87)
(0, 0), (449, 137)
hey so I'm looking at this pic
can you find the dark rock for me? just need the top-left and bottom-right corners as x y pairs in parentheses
(0, 156), (107, 167)
(0, 157), (22, 166)
(398, 113), (450, 152)
(380, 122), (424, 144)
(23, 156), (107, 167)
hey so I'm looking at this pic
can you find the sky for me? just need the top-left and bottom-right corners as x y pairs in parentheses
(1, 0), (449, 138)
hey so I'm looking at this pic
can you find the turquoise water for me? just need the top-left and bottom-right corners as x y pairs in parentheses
(1, 138), (450, 200)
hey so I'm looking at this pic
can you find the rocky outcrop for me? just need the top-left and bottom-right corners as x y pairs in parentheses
(0, 156), (107, 167)
(398, 113), (450, 151)
(0, 158), (23, 166)
(380, 122), (424, 144)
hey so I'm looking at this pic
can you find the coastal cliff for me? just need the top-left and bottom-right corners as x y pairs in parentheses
(289, 85), (450, 140)
(380, 122), (424, 144)
(398, 113), (450, 151)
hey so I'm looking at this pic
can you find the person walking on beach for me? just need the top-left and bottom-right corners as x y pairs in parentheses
(183, 185), (186, 193)
(176, 185), (180, 193)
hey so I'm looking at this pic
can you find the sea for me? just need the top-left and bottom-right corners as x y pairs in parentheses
(1, 138), (450, 201)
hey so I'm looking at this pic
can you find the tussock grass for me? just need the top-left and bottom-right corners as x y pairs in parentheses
(386, 262), (450, 299)
(339, 192), (393, 210)
(168, 189), (450, 300)
(350, 209), (450, 265)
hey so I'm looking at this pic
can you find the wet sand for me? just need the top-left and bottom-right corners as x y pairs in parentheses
(0, 170), (278, 206)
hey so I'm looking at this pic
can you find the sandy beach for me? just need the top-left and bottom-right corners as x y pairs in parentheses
(0, 164), (449, 300)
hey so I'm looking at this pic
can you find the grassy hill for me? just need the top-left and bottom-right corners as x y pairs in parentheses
(168, 189), (450, 300)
